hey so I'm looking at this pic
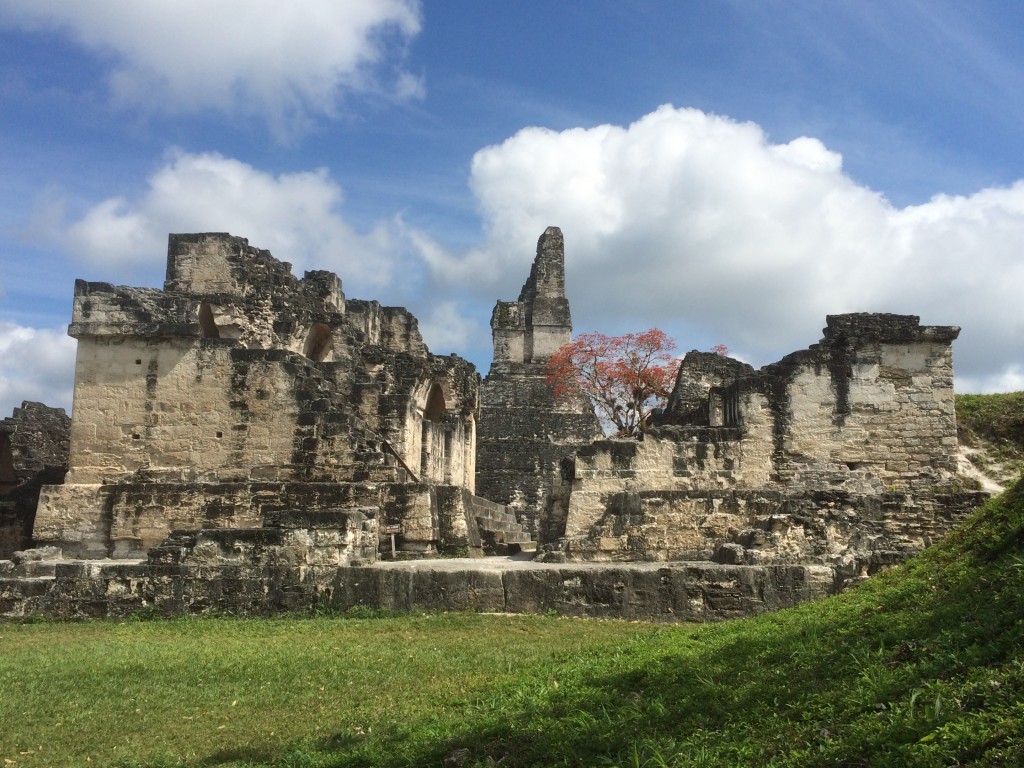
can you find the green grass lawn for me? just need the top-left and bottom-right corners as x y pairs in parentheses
(4, 477), (1024, 767)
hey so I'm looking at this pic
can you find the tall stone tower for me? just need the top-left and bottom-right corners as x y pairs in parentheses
(475, 227), (602, 539)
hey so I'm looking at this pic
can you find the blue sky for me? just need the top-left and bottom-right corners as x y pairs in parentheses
(2, 0), (1023, 416)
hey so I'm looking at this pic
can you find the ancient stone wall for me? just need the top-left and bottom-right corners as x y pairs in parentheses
(541, 313), (970, 574)
(476, 228), (603, 537)
(771, 314), (960, 489)
(0, 556), (835, 623)
(0, 402), (69, 558)
(662, 351), (755, 425)
(34, 233), (481, 559)
(1, 228), (982, 624)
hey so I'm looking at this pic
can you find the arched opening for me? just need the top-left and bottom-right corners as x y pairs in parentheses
(423, 383), (446, 422)
(198, 302), (219, 339)
(303, 323), (333, 362)
(420, 382), (449, 481)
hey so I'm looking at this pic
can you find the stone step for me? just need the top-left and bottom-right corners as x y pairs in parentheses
(492, 531), (533, 545)
(13, 560), (57, 578)
(475, 516), (523, 534)
(476, 512), (515, 525)
(479, 531), (524, 556)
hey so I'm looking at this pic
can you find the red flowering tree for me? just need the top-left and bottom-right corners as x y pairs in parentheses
(545, 329), (679, 438)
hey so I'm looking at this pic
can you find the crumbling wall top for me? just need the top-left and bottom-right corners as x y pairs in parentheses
(301, 270), (345, 314)
(517, 226), (566, 305)
(662, 351), (756, 425)
(490, 301), (524, 331)
(69, 281), (200, 339)
(0, 401), (69, 485)
(823, 313), (960, 345)
(164, 233), (298, 298)
(490, 226), (572, 366)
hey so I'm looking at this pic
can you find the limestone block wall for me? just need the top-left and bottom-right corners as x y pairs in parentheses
(34, 484), (116, 558)
(345, 301), (427, 359)
(149, 508), (379, 570)
(561, 438), (741, 541)
(166, 232), (259, 296)
(551, 391), (775, 543)
(35, 477), (485, 561)
(491, 302), (527, 364)
(0, 506), (18, 559)
(546, 486), (982, 580)
(378, 484), (508, 558)
(542, 313), (966, 564)
(477, 367), (602, 537)
(36, 480), (384, 558)
(35, 232), (481, 559)
(770, 314), (960, 490)
(559, 489), (784, 562)
(59, 336), (392, 489)
(372, 356), (479, 492)
(0, 557), (838, 622)
(63, 338), (308, 484)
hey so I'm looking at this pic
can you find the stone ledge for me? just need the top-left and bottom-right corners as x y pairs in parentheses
(0, 557), (836, 623)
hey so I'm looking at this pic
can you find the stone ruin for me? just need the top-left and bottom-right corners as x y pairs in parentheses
(32, 232), (527, 563)
(0, 228), (986, 621)
(0, 402), (70, 558)
(539, 313), (981, 587)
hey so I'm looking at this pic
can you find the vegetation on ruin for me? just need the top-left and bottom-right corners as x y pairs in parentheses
(2, 473), (1023, 766)
(546, 329), (679, 437)
(957, 391), (1024, 485)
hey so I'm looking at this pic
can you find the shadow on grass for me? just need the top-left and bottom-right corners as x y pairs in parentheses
(121, 483), (1024, 768)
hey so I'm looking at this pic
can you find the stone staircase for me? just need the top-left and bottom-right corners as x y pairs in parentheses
(468, 496), (534, 555)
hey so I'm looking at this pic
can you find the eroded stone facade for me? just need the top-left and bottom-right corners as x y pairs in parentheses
(540, 313), (983, 586)
(0, 229), (986, 622)
(0, 402), (70, 558)
(32, 233), (505, 561)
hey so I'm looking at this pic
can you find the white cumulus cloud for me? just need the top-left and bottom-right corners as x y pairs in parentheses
(0, 323), (76, 417)
(418, 302), (484, 358)
(429, 104), (1023, 392)
(0, 0), (422, 136)
(66, 149), (402, 290)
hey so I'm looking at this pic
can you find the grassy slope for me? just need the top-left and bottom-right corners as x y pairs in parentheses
(957, 392), (1024, 487)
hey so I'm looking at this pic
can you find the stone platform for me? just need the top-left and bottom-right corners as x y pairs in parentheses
(0, 553), (835, 623)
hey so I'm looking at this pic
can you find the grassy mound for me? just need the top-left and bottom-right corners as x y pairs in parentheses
(957, 392), (1024, 486)
(2, 480), (1023, 767)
